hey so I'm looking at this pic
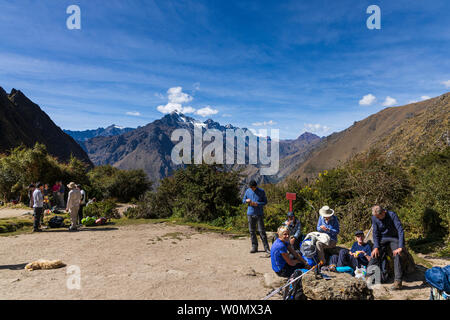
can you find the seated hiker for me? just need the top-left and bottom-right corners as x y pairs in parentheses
(328, 230), (372, 270)
(271, 226), (310, 278)
(283, 211), (302, 251)
(368, 205), (405, 290)
(316, 206), (340, 264)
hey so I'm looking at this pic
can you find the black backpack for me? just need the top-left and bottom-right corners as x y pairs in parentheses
(283, 269), (307, 300)
(48, 216), (65, 228)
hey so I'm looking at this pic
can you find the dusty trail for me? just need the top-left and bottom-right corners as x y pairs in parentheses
(0, 221), (448, 300)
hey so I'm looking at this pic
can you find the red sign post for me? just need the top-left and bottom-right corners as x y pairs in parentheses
(286, 193), (296, 212)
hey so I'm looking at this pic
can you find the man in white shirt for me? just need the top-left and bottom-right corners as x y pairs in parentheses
(66, 182), (82, 231)
(32, 182), (44, 232)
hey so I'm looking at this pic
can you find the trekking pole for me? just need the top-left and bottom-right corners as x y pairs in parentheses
(262, 265), (317, 301)
(364, 226), (373, 240)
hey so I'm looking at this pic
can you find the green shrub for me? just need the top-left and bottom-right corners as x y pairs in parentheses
(88, 165), (152, 202)
(83, 200), (120, 219)
(128, 164), (242, 223)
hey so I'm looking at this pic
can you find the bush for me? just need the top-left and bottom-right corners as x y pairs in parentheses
(0, 143), (90, 203)
(83, 200), (120, 219)
(88, 165), (152, 202)
(128, 164), (242, 223)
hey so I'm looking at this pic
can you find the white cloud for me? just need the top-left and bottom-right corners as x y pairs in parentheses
(382, 96), (397, 107)
(156, 86), (197, 114)
(221, 113), (232, 117)
(156, 102), (195, 114)
(441, 80), (450, 88)
(252, 120), (277, 126)
(420, 95), (431, 101)
(195, 106), (219, 117)
(359, 94), (376, 106)
(304, 123), (331, 135)
(167, 86), (193, 104)
(126, 111), (141, 116)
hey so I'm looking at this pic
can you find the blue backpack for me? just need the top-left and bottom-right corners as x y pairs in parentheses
(425, 265), (450, 293)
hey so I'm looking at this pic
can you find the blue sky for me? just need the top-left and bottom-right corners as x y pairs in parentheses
(0, 0), (449, 139)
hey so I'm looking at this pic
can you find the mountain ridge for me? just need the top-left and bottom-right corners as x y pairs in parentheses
(288, 92), (450, 181)
(0, 87), (92, 165)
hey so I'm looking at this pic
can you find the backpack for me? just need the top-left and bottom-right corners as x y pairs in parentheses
(425, 266), (450, 293)
(300, 239), (317, 258)
(304, 232), (331, 246)
(48, 216), (65, 228)
(283, 269), (307, 300)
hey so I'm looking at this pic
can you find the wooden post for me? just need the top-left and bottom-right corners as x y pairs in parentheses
(286, 193), (296, 212)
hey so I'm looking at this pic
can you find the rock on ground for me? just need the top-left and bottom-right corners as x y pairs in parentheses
(302, 272), (374, 300)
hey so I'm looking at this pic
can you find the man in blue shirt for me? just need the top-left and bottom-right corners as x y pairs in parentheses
(368, 205), (405, 290)
(242, 180), (269, 254)
(329, 230), (372, 269)
(316, 206), (340, 264)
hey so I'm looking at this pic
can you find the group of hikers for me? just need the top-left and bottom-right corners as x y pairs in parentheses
(243, 180), (407, 291)
(28, 181), (93, 232)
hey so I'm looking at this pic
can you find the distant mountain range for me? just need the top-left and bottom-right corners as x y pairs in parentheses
(3, 85), (447, 189)
(80, 112), (321, 186)
(0, 87), (92, 165)
(64, 125), (135, 143)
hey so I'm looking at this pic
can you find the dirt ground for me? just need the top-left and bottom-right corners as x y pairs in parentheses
(0, 208), (32, 219)
(0, 220), (448, 300)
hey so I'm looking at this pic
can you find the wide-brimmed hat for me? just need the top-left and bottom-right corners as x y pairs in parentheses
(67, 182), (77, 189)
(319, 206), (334, 218)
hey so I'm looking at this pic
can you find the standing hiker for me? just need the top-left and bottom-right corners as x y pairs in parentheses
(32, 183), (44, 232)
(77, 184), (86, 226)
(368, 205), (405, 290)
(242, 180), (270, 254)
(28, 184), (35, 209)
(52, 182), (60, 207)
(316, 206), (340, 264)
(66, 182), (81, 231)
(283, 211), (302, 251)
(271, 226), (310, 278)
(58, 181), (66, 209)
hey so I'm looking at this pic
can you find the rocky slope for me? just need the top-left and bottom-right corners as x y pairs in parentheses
(0, 87), (92, 165)
(288, 92), (450, 181)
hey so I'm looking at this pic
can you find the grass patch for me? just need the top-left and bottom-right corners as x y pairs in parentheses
(437, 246), (450, 258)
(0, 217), (34, 235)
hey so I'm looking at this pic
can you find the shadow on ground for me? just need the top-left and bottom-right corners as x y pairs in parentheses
(0, 263), (28, 270)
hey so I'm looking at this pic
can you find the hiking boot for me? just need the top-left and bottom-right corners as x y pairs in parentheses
(263, 246), (270, 254)
(390, 280), (403, 290)
(250, 247), (258, 254)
